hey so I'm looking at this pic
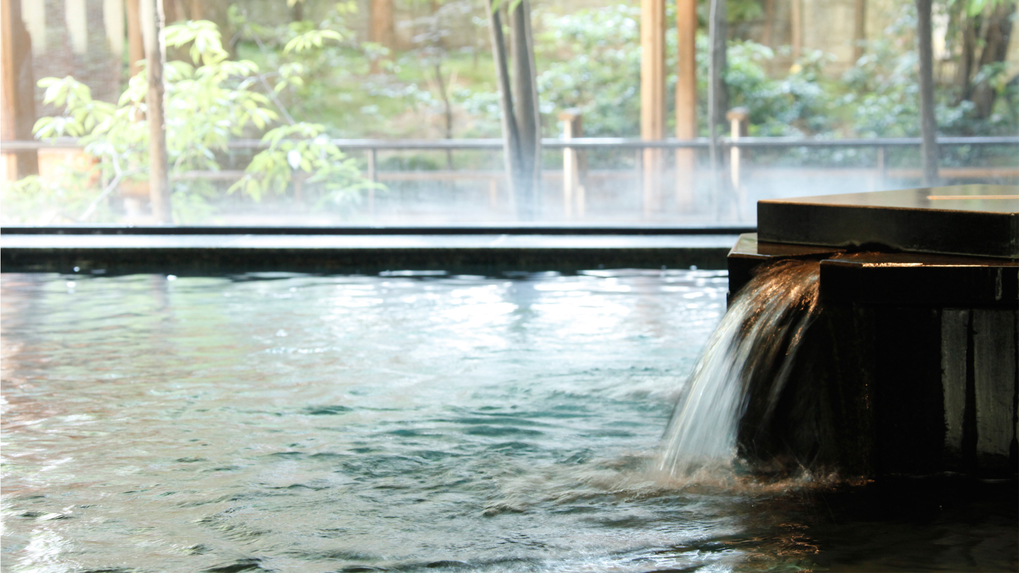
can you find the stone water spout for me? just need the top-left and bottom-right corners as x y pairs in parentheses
(728, 184), (1018, 477)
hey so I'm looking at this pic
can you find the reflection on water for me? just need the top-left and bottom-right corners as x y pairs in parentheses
(1, 272), (1015, 572)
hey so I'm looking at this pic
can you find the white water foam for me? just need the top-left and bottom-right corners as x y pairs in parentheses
(659, 259), (822, 477)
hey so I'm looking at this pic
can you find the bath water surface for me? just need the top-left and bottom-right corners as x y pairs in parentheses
(1, 271), (1015, 572)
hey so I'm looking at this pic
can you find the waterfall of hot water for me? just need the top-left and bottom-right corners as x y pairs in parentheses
(660, 259), (823, 477)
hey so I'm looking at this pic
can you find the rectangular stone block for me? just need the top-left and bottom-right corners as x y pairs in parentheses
(941, 309), (969, 464)
(973, 309), (1018, 464)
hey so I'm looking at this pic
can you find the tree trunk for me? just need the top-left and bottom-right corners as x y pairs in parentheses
(487, 0), (541, 221)
(954, 15), (976, 105)
(970, 1), (1014, 118)
(708, 0), (727, 162)
(434, 62), (455, 169)
(710, 0), (728, 129)
(369, 0), (394, 73)
(509, 0), (541, 220)
(762, 0), (774, 46)
(371, 0), (395, 47)
(791, 0), (802, 61)
(952, 1), (1015, 118)
(916, 0), (939, 186)
(141, 0), (173, 223)
(1, 0), (39, 179)
(708, 0), (728, 215)
(853, 0), (866, 62)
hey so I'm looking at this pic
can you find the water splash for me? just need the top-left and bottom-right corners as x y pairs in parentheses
(659, 259), (822, 477)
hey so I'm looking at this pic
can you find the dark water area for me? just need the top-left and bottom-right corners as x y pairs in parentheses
(1, 272), (1015, 572)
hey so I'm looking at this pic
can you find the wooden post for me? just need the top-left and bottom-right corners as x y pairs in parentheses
(675, 0), (697, 211)
(126, 0), (144, 77)
(65, 0), (88, 54)
(1, 0), (39, 180)
(559, 109), (586, 219)
(640, 0), (666, 218)
(367, 148), (377, 217)
(104, 0), (125, 57)
(635, 148), (643, 191)
(726, 108), (748, 192)
(875, 146), (886, 190)
(140, 0), (172, 223)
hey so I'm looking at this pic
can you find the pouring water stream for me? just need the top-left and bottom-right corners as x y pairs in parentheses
(659, 259), (823, 477)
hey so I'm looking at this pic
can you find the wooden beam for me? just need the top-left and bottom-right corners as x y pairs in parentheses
(641, 0), (666, 217)
(675, 0), (697, 211)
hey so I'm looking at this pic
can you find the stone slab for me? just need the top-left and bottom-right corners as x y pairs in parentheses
(940, 309), (968, 467)
(973, 309), (1018, 463)
(726, 233), (1018, 307)
(0, 233), (741, 274)
(758, 184), (1019, 258)
(818, 253), (1018, 307)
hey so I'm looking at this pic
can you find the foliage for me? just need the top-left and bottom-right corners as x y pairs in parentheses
(534, 5), (839, 138)
(10, 19), (375, 224)
(715, 41), (836, 136)
(234, 123), (374, 204)
(840, 2), (1017, 137)
(535, 4), (642, 137)
(228, 2), (366, 128)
